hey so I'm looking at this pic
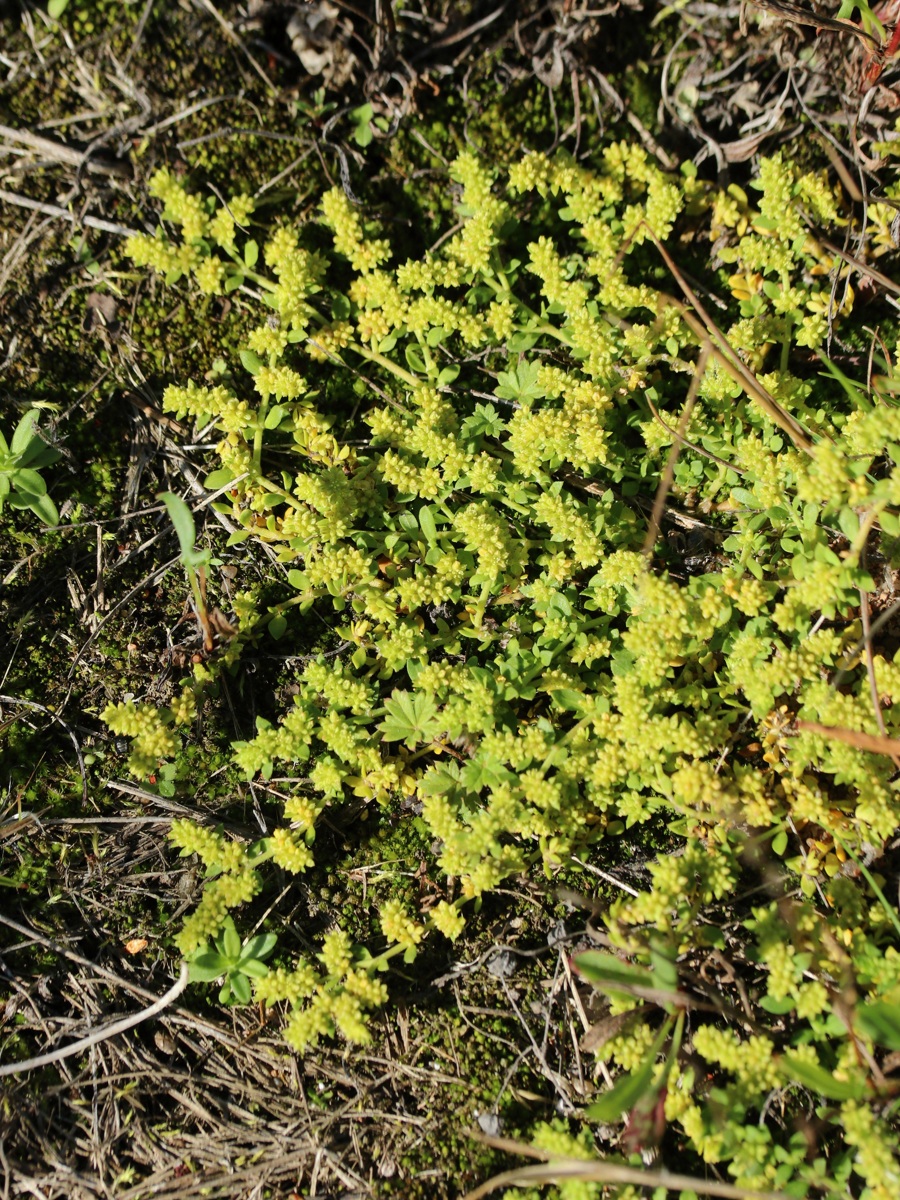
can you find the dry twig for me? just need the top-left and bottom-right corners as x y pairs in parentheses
(463, 1130), (789, 1200)
(0, 964), (189, 1078)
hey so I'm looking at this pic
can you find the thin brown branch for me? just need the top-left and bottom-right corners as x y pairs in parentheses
(463, 1132), (789, 1200)
(815, 233), (900, 298)
(641, 223), (814, 453)
(0, 122), (129, 177)
(796, 719), (900, 756)
(643, 345), (709, 556)
(858, 585), (900, 768)
(746, 0), (880, 49)
(645, 388), (745, 474)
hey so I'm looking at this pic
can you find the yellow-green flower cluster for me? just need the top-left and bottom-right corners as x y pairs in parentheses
(266, 925), (392, 1053)
(282, 793), (325, 835)
(231, 706), (316, 778)
(169, 819), (245, 872)
(430, 785), (530, 899)
(612, 842), (737, 937)
(309, 757), (345, 798)
(282, 970), (388, 1052)
(320, 187), (390, 274)
(247, 322), (289, 358)
(170, 686), (197, 725)
(306, 319), (353, 362)
(379, 899), (425, 951)
(302, 658), (372, 714)
(208, 194), (254, 251)
(175, 870), (260, 954)
(254, 365), (305, 401)
(161, 382), (233, 424)
(429, 900), (465, 941)
(342, 967), (388, 1008)
(622, 573), (713, 687)
(124, 230), (189, 276)
(267, 234), (326, 331)
(329, 990), (370, 1043)
(101, 700), (178, 777)
(841, 1101), (900, 1200)
(754, 152), (803, 243)
(193, 255), (227, 296)
(529, 1120), (600, 1200)
(454, 502), (525, 581)
(600, 1020), (659, 1072)
(533, 491), (602, 566)
(692, 1026), (780, 1094)
(115, 146), (900, 1195)
(283, 992), (334, 1051)
(507, 149), (555, 196)
(149, 166), (209, 240)
(253, 962), (318, 1005)
(319, 927), (353, 976)
(269, 828), (314, 873)
(125, 173), (259, 293)
(444, 151), (509, 273)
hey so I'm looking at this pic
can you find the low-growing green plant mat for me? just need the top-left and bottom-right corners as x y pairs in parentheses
(89, 140), (900, 1197)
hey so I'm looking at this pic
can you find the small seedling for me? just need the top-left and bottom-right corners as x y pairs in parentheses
(0, 410), (62, 526)
(295, 87), (338, 127)
(348, 104), (388, 148)
(68, 234), (100, 277)
(187, 916), (276, 1004)
(158, 491), (217, 651)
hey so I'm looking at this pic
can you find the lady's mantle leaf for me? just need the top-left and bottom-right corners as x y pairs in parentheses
(378, 690), (440, 748)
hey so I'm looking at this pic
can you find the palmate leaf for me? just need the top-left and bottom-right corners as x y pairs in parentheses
(417, 762), (461, 796)
(494, 359), (544, 404)
(459, 753), (516, 793)
(377, 690), (441, 748)
(461, 402), (507, 440)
